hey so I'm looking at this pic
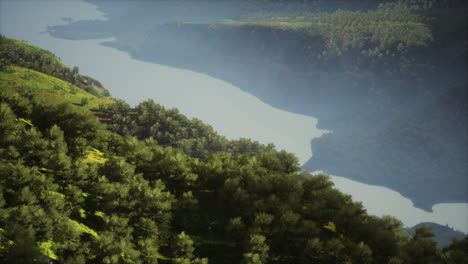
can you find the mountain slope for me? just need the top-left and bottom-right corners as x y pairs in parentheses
(0, 65), (113, 109)
(0, 36), (110, 98)
(1, 35), (466, 263)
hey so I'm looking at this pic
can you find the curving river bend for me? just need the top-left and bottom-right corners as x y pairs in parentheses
(1, 0), (466, 233)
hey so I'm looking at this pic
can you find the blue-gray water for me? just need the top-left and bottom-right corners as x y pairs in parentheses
(1, 0), (466, 233)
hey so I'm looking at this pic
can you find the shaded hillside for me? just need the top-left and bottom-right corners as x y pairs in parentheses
(0, 36), (114, 111)
(306, 84), (468, 210)
(3, 36), (467, 263)
(405, 222), (466, 248)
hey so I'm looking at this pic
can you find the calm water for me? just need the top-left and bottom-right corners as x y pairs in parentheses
(1, 0), (466, 233)
(329, 174), (468, 233)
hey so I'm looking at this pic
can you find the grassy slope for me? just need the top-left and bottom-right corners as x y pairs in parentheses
(0, 66), (114, 110)
(0, 36), (110, 98)
(0, 36), (114, 110)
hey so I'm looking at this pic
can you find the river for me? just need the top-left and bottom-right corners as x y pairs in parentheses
(1, 0), (466, 233)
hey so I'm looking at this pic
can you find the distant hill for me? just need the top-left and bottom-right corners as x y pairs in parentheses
(406, 222), (466, 248)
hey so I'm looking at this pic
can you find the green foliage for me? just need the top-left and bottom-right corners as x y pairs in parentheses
(83, 146), (108, 164)
(242, 234), (269, 264)
(441, 236), (468, 263)
(81, 97), (89, 106)
(172, 232), (208, 264)
(400, 225), (441, 263)
(68, 219), (99, 238)
(38, 240), (59, 260)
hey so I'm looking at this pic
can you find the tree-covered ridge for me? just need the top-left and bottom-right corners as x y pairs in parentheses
(242, 8), (433, 76)
(98, 99), (276, 159)
(167, 0), (465, 79)
(0, 36), (110, 98)
(2, 85), (467, 264)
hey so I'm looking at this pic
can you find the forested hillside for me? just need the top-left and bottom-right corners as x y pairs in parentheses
(47, 0), (468, 210)
(1, 36), (467, 263)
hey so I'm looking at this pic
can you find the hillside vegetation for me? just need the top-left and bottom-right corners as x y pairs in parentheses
(0, 35), (467, 263)
(0, 36), (110, 98)
(0, 66), (113, 110)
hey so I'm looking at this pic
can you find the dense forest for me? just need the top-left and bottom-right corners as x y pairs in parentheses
(1, 35), (467, 263)
(45, 0), (468, 210)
